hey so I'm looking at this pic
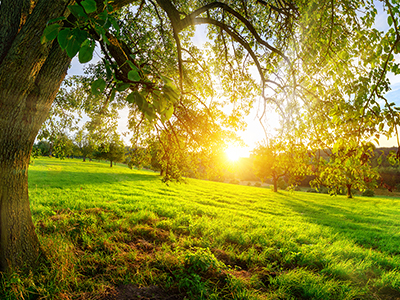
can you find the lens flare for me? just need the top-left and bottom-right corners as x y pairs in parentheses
(225, 146), (249, 161)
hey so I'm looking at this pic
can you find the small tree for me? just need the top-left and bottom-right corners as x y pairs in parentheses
(34, 140), (51, 156)
(253, 139), (308, 192)
(52, 133), (75, 159)
(127, 147), (151, 170)
(312, 141), (379, 198)
(94, 133), (126, 167)
(74, 130), (96, 162)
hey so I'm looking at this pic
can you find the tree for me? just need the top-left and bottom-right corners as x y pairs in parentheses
(33, 140), (51, 156)
(74, 130), (96, 162)
(94, 133), (126, 167)
(252, 139), (309, 192)
(52, 133), (75, 158)
(310, 141), (380, 198)
(127, 146), (152, 170)
(0, 0), (397, 273)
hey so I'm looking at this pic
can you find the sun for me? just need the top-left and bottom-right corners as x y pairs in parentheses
(225, 146), (249, 161)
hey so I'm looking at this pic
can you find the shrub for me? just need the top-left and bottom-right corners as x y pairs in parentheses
(287, 185), (301, 191)
(278, 179), (287, 190)
(319, 186), (329, 194)
(307, 186), (329, 194)
(254, 182), (262, 187)
(362, 189), (375, 197)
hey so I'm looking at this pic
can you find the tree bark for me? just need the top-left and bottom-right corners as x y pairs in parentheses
(0, 0), (73, 271)
(346, 184), (353, 199)
(110, 160), (113, 168)
(272, 177), (278, 192)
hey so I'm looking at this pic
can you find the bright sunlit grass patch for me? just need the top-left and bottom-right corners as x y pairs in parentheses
(3, 157), (400, 299)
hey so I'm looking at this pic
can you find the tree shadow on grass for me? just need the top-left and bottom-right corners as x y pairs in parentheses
(102, 284), (186, 300)
(28, 169), (159, 189)
(282, 194), (400, 256)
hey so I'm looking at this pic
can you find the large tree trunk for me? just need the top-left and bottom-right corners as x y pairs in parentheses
(0, 0), (73, 272)
(0, 141), (43, 271)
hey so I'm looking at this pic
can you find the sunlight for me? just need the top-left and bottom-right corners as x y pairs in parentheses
(225, 146), (249, 161)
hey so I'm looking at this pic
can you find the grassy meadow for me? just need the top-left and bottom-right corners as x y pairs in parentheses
(2, 157), (400, 299)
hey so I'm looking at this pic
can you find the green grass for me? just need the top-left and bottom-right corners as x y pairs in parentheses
(2, 157), (400, 299)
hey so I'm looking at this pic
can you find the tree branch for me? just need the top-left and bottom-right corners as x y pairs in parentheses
(177, 1), (291, 65)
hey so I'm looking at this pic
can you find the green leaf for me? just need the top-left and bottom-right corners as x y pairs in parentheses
(94, 24), (108, 44)
(105, 62), (113, 80)
(66, 29), (88, 58)
(91, 78), (106, 95)
(392, 64), (399, 74)
(78, 40), (95, 63)
(57, 28), (72, 50)
(103, 19), (112, 30)
(388, 15), (393, 27)
(127, 60), (136, 69)
(116, 82), (131, 92)
(126, 92), (135, 104)
(163, 85), (179, 102)
(41, 24), (60, 44)
(164, 105), (174, 120)
(97, 10), (109, 25)
(72, 28), (88, 44)
(126, 91), (145, 108)
(128, 68), (141, 82)
(106, 4), (114, 12)
(110, 18), (120, 32)
(81, 0), (97, 14)
(144, 109), (156, 121)
(68, 4), (87, 19)
(152, 98), (162, 111)
(161, 75), (173, 85)
(110, 88), (116, 102)
(66, 39), (81, 58)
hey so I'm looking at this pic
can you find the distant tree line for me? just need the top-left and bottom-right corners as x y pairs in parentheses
(33, 131), (126, 168)
(241, 145), (400, 197)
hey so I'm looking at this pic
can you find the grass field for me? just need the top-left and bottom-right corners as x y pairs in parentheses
(2, 157), (400, 299)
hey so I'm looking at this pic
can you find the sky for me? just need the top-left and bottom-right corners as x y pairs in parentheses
(66, 2), (400, 157)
